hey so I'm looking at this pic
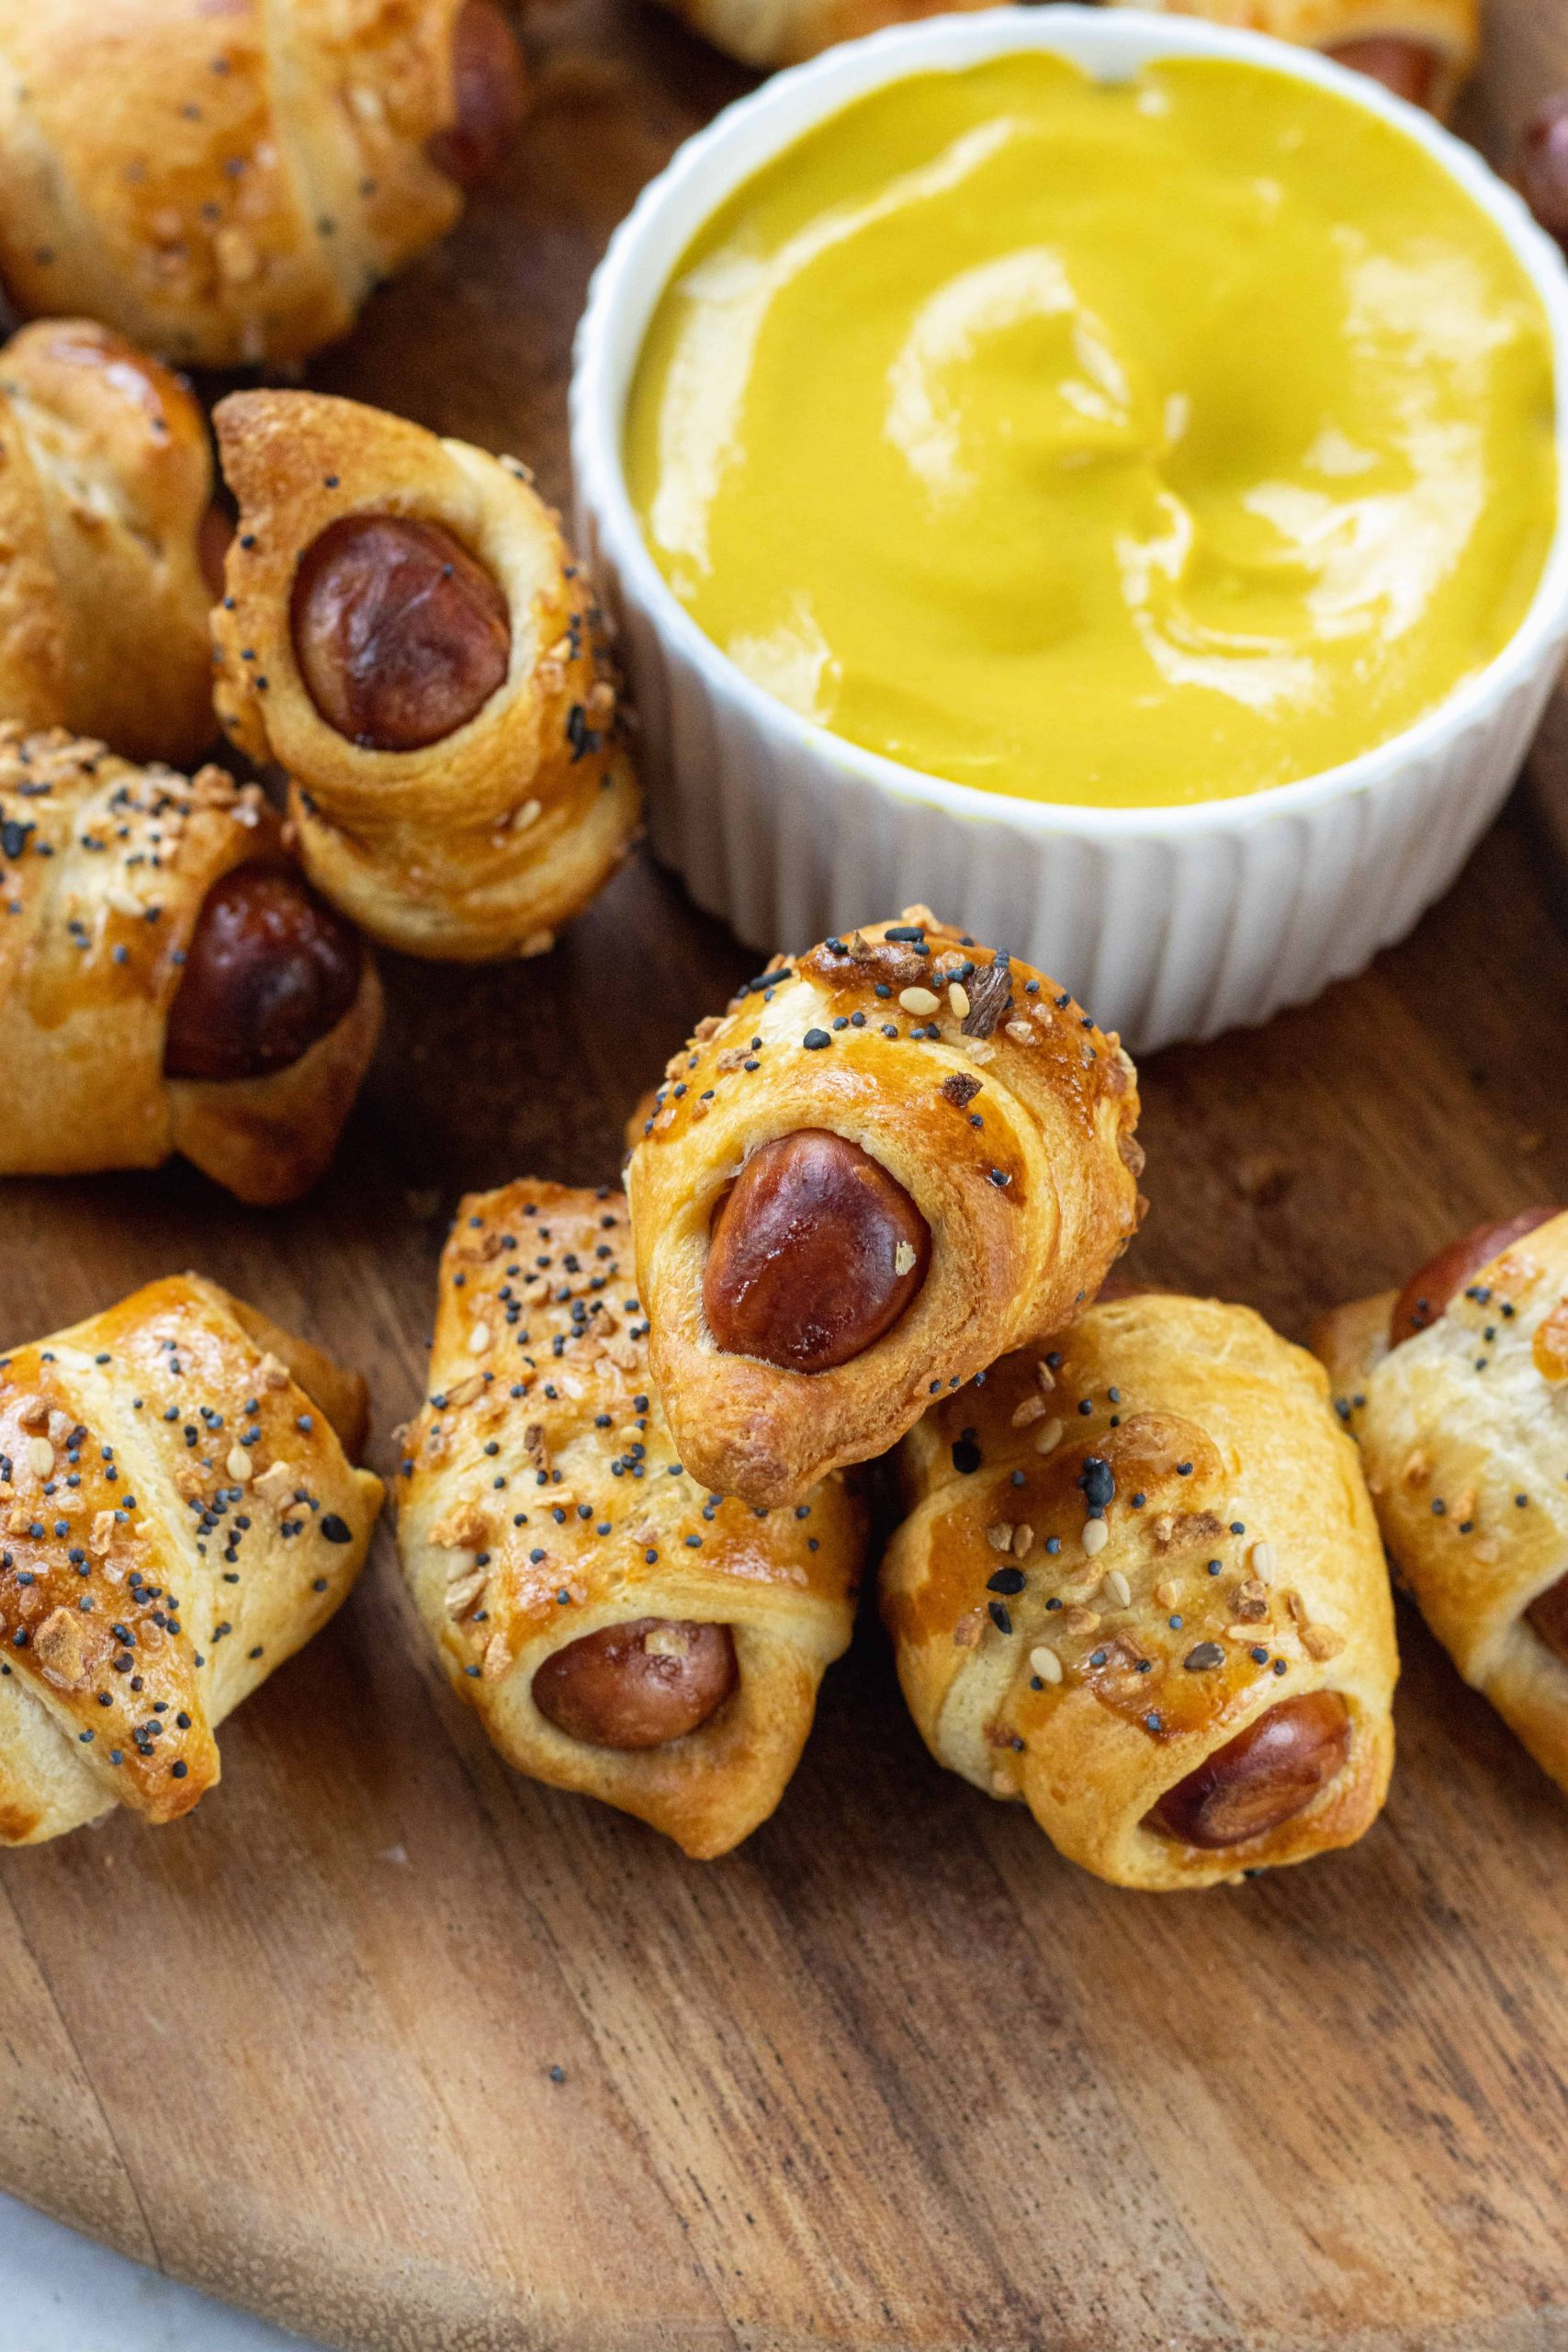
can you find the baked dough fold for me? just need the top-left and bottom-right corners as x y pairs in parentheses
(655, 0), (993, 70)
(658, 0), (1473, 86)
(883, 1293), (1397, 1888)
(627, 910), (1145, 1509)
(1314, 1211), (1568, 1796)
(0, 320), (216, 766)
(0, 727), (381, 1203)
(0, 0), (484, 366)
(397, 1182), (864, 1858)
(212, 390), (640, 961)
(0, 1273), (381, 1845)
(1104, 1), (1478, 115)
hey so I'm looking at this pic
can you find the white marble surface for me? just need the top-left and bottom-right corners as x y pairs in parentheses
(0, 2193), (321, 2352)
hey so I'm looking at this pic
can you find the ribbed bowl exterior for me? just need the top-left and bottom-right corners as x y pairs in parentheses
(571, 7), (1568, 1052)
(589, 576), (1562, 1049)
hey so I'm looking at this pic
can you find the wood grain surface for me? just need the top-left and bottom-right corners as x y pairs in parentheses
(2, 5), (1567, 2349)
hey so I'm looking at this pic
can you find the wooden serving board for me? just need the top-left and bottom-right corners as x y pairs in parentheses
(3, 5), (1568, 2347)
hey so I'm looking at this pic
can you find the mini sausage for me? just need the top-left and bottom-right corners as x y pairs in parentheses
(703, 1129), (931, 1374)
(199, 502), (234, 600)
(1520, 93), (1568, 255)
(164, 860), (363, 1082)
(290, 513), (512, 752)
(426, 0), (529, 189)
(1389, 1209), (1559, 1348)
(1146, 1691), (1352, 1849)
(531, 1618), (738, 1749)
(1324, 36), (1441, 113)
(1527, 1575), (1568, 1668)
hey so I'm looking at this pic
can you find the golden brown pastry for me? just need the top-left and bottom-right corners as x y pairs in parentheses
(0, 1273), (382, 1845)
(397, 1182), (864, 1857)
(626, 909), (1145, 1510)
(1314, 1208), (1568, 1796)
(655, 0), (993, 70)
(211, 390), (641, 962)
(1103, 0), (1479, 118)
(883, 1292), (1397, 1888)
(0, 320), (221, 767)
(0, 1), (528, 368)
(0, 727), (381, 1204)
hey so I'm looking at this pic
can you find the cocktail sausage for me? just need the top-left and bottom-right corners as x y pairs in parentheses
(532, 1618), (739, 1749)
(290, 513), (512, 752)
(703, 1129), (931, 1374)
(426, 0), (529, 189)
(164, 861), (363, 1081)
(1146, 1691), (1352, 1849)
(1390, 1210), (1558, 1348)
(1325, 36), (1441, 112)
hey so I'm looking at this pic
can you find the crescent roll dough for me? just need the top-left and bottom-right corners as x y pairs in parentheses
(0, 320), (217, 767)
(1103, 1), (1478, 115)
(655, 0), (994, 71)
(0, 727), (381, 1204)
(882, 1295), (1397, 1889)
(627, 910), (1145, 1510)
(1314, 1212), (1568, 1797)
(0, 0), (499, 367)
(0, 1273), (382, 1846)
(211, 390), (641, 962)
(397, 1182), (864, 1858)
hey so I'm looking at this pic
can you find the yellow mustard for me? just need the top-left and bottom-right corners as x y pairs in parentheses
(625, 54), (1557, 808)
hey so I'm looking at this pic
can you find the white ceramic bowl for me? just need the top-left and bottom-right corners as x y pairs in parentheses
(572, 6), (1568, 1050)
